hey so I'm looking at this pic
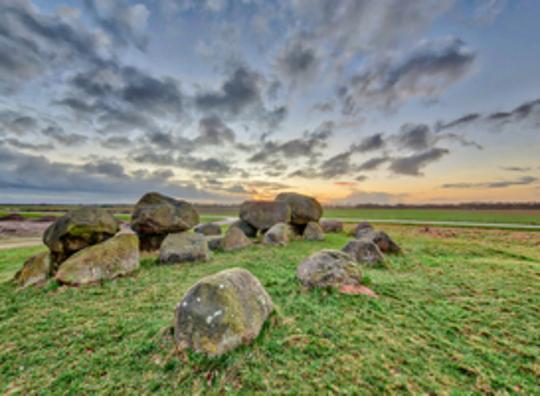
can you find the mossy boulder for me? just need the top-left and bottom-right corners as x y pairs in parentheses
(358, 230), (402, 254)
(303, 221), (325, 241)
(43, 207), (120, 267)
(239, 200), (291, 232)
(221, 226), (252, 252)
(353, 222), (374, 238)
(262, 222), (295, 246)
(320, 219), (344, 233)
(342, 239), (384, 267)
(13, 252), (51, 289)
(55, 234), (139, 286)
(275, 192), (323, 225)
(160, 232), (209, 264)
(174, 268), (273, 356)
(194, 223), (222, 236)
(230, 219), (258, 238)
(131, 192), (200, 251)
(297, 249), (362, 289)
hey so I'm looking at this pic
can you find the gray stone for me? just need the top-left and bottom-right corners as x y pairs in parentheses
(230, 219), (258, 238)
(297, 249), (362, 288)
(320, 219), (344, 233)
(160, 232), (210, 264)
(342, 239), (384, 266)
(353, 221), (374, 239)
(174, 268), (273, 356)
(14, 252), (51, 289)
(239, 200), (291, 231)
(303, 221), (325, 241)
(221, 226), (252, 252)
(195, 223), (222, 236)
(262, 222), (294, 246)
(275, 192), (323, 225)
(205, 236), (224, 251)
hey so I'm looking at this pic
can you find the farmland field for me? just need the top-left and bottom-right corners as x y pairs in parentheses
(1, 225), (539, 394)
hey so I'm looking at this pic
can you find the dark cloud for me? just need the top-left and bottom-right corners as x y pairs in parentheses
(101, 136), (132, 149)
(389, 147), (449, 176)
(312, 101), (335, 112)
(352, 133), (385, 153)
(275, 34), (321, 88)
(338, 37), (475, 113)
(396, 123), (482, 151)
(442, 176), (538, 189)
(357, 156), (389, 171)
(435, 113), (481, 131)
(500, 166), (531, 172)
(2, 138), (53, 152)
(41, 126), (87, 146)
(0, 110), (39, 135)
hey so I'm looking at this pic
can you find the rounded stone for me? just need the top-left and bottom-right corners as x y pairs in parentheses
(297, 249), (362, 289)
(239, 200), (291, 231)
(275, 192), (323, 225)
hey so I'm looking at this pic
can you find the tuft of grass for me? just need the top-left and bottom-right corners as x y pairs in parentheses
(0, 226), (539, 394)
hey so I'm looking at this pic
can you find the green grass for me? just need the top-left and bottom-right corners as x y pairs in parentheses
(1, 226), (539, 394)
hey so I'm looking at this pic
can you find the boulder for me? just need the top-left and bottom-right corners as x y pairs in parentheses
(275, 192), (323, 225)
(13, 252), (51, 289)
(320, 219), (344, 233)
(174, 268), (273, 356)
(194, 223), (222, 236)
(131, 192), (199, 251)
(369, 230), (402, 254)
(230, 219), (258, 238)
(43, 207), (120, 267)
(160, 232), (210, 264)
(55, 234), (139, 286)
(297, 249), (362, 289)
(353, 221), (374, 239)
(221, 226), (252, 252)
(262, 222), (294, 246)
(205, 236), (224, 251)
(303, 221), (325, 241)
(342, 239), (384, 266)
(239, 200), (291, 231)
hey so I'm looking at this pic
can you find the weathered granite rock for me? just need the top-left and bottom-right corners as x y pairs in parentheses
(205, 236), (224, 251)
(275, 192), (323, 225)
(368, 230), (402, 254)
(174, 268), (273, 356)
(239, 201), (291, 231)
(342, 239), (384, 266)
(320, 219), (344, 233)
(353, 221), (374, 239)
(195, 223), (222, 236)
(297, 249), (362, 288)
(230, 219), (258, 238)
(262, 222), (294, 246)
(160, 232), (209, 264)
(303, 221), (325, 241)
(55, 234), (139, 286)
(43, 207), (120, 267)
(131, 192), (199, 251)
(13, 252), (51, 289)
(221, 226), (252, 252)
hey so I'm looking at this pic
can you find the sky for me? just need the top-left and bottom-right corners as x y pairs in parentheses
(1, 0), (539, 205)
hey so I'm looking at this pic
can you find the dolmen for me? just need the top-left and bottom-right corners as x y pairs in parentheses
(14, 207), (139, 288)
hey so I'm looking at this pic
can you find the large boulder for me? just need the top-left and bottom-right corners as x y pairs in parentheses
(320, 219), (344, 233)
(353, 222), (374, 239)
(297, 249), (362, 289)
(239, 201), (291, 232)
(194, 223), (222, 236)
(160, 232), (210, 264)
(55, 234), (139, 286)
(303, 221), (325, 241)
(13, 252), (51, 289)
(342, 239), (384, 267)
(262, 222), (294, 246)
(174, 268), (273, 356)
(275, 192), (323, 225)
(368, 230), (402, 254)
(131, 192), (199, 251)
(221, 226), (252, 252)
(230, 219), (258, 238)
(43, 207), (120, 267)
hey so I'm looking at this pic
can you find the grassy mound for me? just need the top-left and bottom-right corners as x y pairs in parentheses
(1, 226), (539, 394)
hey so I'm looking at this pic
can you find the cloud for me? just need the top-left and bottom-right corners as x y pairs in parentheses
(41, 126), (88, 146)
(0, 110), (39, 135)
(435, 113), (481, 131)
(500, 166), (532, 172)
(195, 115), (235, 146)
(396, 122), (482, 151)
(275, 34), (321, 88)
(338, 36), (476, 113)
(389, 147), (449, 176)
(2, 138), (53, 152)
(331, 190), (407, 205)
(442, 176), (538, 189)
(357, 156), (389, 171)
(352, 133), (385, 153)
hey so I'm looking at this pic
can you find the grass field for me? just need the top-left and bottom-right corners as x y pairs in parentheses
(1, 225), (539, 394)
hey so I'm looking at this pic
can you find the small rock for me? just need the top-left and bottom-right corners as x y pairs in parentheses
(359, 230), (402, 254)
(353, 221), (373, 238)
(239, 200), (291, 232)
(221, 226), (252, 252)
(342, 239), (384, 266)
(55, 234), (139, 286)
(43, 207), (120, 267)
(320, 219), (343, 233)
(303, 221), (325, 241)
(263, 222), (294, 246)
(13, 252), (51, 289)
(205, 236), (223, 251)
(230, 219), (258, 238)
(297, 249), (362, 289)
(194, 223), (222, 236)
(160, 232), (210, 264)
(274, 192), (323, 225)
(174, 268), (273, 356)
